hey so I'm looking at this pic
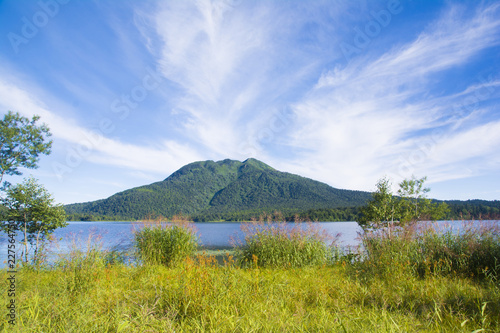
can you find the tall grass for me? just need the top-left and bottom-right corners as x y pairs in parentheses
(2, 218), (499, 331)
(359, 221), (500, 282)
(52, 229), (130, 294)
(234, 214), (336, 268)
(2, 257), (499, 332)
(134, 215), (198, 267)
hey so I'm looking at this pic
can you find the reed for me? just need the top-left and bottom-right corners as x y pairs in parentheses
(358, 220), (500, 282)
(2, 218), (499, 332)
(133, 215), (198, 267)
(234, 214), (336, 268)
(2, 256), (499, 332)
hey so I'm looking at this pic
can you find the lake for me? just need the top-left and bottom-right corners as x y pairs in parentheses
(2, 220), (498, 267)
(19, 220), (362, 249)
(0, 221), (362, 266)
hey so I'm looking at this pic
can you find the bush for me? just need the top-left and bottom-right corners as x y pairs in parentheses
(134, 219), (198, 267)
(412, 221), (500, 280)
(359, 221), (500, 281)
(235, 220), (335, 268)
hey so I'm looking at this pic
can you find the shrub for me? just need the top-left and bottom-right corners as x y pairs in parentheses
(235, 219), (335, 268)
(411, 221), (500, 280)
(359, 221), (500, 281)
(134, 218), (198, 267)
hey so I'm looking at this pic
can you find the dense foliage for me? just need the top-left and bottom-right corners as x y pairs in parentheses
(134, 219), (198, 267)
(446, 199), (500, 220)
(0, 176), (67, 264)
(235, 220), (333, 268)
(0, 111), (52, 187)
(65, 160), (500, 222)
(358, 221), (500, 281)
(359, 176), (449, 228)
(0, 203), (6, 218)
(65, 158), (372, 221)
(1, 112), (66, 266)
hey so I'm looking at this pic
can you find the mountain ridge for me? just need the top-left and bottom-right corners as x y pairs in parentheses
(64, 158), (372, 221)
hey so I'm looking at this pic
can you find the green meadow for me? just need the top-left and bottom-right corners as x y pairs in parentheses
(2, 220), (499, 332)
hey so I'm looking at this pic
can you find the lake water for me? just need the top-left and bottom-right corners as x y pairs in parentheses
(0, 221), (362, 266)
(2, 220), (498, 267)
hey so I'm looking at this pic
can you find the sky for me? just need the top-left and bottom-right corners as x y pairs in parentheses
(0, 0), (499, 205)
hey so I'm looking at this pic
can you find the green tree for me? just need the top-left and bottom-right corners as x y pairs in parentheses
(359, 177), (398, 228)
(360, 176), (449, 228)
(397, 176), (430, 223)
(0, 111), (52, 187)
(1, 176), (67, 264)
(397, 176), (449, 223)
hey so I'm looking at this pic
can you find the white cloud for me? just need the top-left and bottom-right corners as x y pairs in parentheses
(282, 3), (500, 191)
(148, 0), (344, 159)
(2, 0), (499, 203)
(0, 79), (203, 180)
(150, 0), (273, 155)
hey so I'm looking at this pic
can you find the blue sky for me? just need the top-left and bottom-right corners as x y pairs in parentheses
(1, 0), (499, 204)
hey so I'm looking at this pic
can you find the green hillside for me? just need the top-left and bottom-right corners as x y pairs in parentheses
(64, 158), (372, 221)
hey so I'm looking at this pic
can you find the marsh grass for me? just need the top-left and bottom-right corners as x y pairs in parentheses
(15, 233), (59, 271)
(358, 221), (500, 282)
(234, 213), (336, 268)
(52, 229), (130, 294)
(1, 219), (499, 332)
(2, 258), (499, 332)
(412, 221), (500, 280)
(133, 215), (198, 267)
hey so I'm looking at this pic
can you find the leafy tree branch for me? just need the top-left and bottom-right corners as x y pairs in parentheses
(359, 176), (449, 229)
(0, 111), (52, 187)
(1, 176), (67, 264)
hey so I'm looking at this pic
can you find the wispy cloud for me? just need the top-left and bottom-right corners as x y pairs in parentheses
(149, 0), (271, 156)
(1, 0), (499, 203)
(0, 78), (203, 180)
(283, 3), (500, 190)
(147, 0), (344, 158)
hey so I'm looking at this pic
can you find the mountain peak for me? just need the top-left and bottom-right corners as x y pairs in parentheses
(241, 158), (275, 171)
(167, 158), (274, 181)
(65, 158), (372, 221)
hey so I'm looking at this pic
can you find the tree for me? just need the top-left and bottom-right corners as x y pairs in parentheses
(397, 176), (449, 223)
(359, 177), (397, 228)
(1, 176), (67, 264)
(360, 176), (450, 229)
(0, 111), (52, 187)
(397, 176), (430, 223)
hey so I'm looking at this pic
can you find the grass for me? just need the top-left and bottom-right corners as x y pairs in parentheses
(234, 217), (335, 268)
(133, 215), (198, 267)
(358, 221), (500, 282)
(1, 219), (499, 332)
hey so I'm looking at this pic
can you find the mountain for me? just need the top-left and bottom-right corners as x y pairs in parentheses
(64, 158), (372, 221)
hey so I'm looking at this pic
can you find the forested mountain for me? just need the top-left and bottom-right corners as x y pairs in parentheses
(444, 199), (500, 220)
(64, 158), (372, 221)
(64, 158), (500, 222)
